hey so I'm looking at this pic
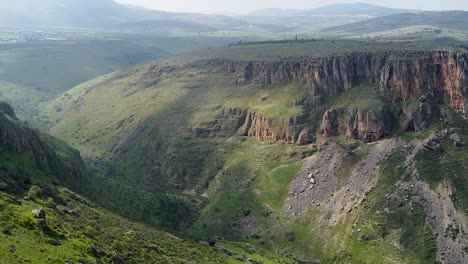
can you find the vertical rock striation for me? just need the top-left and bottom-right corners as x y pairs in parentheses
(215, 51), (468, 117)
(193, 51), (468, 144)
(242, 111), (309, 145)
(320, 107), (392, 143)
(379, 51), (468, 118)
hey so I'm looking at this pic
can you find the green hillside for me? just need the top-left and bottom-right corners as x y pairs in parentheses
(3, 1), (468, 263)
(40, 39), (468, 263)
(0, 32), (246, 122)
(0, 102), (292, 263)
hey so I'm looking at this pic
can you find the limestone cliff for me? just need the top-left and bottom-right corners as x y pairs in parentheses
(242, 111), (310, 145)
(193, 107), (311, 145)
(320, 107), (392, 143)
(211, 51), (468, 116)
(379, 51), (468, 119)
(193, 51), (468, 143)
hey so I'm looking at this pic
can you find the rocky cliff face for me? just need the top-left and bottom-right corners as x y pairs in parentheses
(320, 107), (392, 143)
(379, 51), (468, 118)
(242, 111), (310, 145)
(208, 54), (385, 97)
(0, 103), (84, 189)
(194, 51), (468, 143)
(193, 107), (311, 145)
(212, 51), (468, 114)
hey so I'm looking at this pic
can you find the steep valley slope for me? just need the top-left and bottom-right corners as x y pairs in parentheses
(0, 102), (292, 263)
(41, 39), (468, 263)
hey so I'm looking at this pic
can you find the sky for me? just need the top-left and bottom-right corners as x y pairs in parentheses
(114, 0), (468, 14)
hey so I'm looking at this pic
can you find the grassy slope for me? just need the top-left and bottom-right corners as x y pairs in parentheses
(416, 111), (468, 213)
(38, 40), (468, 263)
(42, 61), (306, 172)
(0, 187), (294, 264)
(0, 81), (47, 122)
(0, 106), (292, 264)
(0, 40), (166, 95)
(0, 32), (245, 126)
(190, 138), (304, 239)
(0, 189), (220, 264)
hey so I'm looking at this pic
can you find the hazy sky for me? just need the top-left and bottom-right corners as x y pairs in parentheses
(114, 0), (468, 14)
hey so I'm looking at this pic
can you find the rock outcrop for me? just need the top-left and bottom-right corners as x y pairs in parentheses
(210, 53), (385, 97)
(193, 107), (311, 145)
(401, 100), (433, 132)
(379, 52), (468, 119)
(0, 103), (85, 189)
(205, 51), (468, 119)
(192, 107), (248, 138)
(320, 107), (392, 143)
(0, 101), (17, 120)
(189, 51), (468, 143)
(242, 111), (310, 145)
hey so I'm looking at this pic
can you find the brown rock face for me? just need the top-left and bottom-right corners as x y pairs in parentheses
(242, 111), (309, 145)
(401, 101), (433, 132)
(193, 107), (310, 145)
(379, 51), (468, 118)
(217, 53), (386, 97)
(320, 107), (392, 143)
(192, 51), (468, 144)
(213, 51), (468, 118)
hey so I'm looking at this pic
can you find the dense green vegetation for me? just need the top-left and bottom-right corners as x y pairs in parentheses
(78, 171), (203, 232)
(1, 0), (468, 262)
(190, 138), (304, 238)
(35, 38), (468, 263)
(0, 186), (296, 264)
(0, 103), (293, 263)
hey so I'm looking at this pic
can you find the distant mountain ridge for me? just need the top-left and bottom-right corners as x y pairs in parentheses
(322, 10), (468, 36)
(0, 0), (239, 30)
(241, 3), (417, 34)
(0, 1), (416, 34)
(249, 3), (414, 17)
(0, 0), (134, 27)
(308, 3), (415, 17)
